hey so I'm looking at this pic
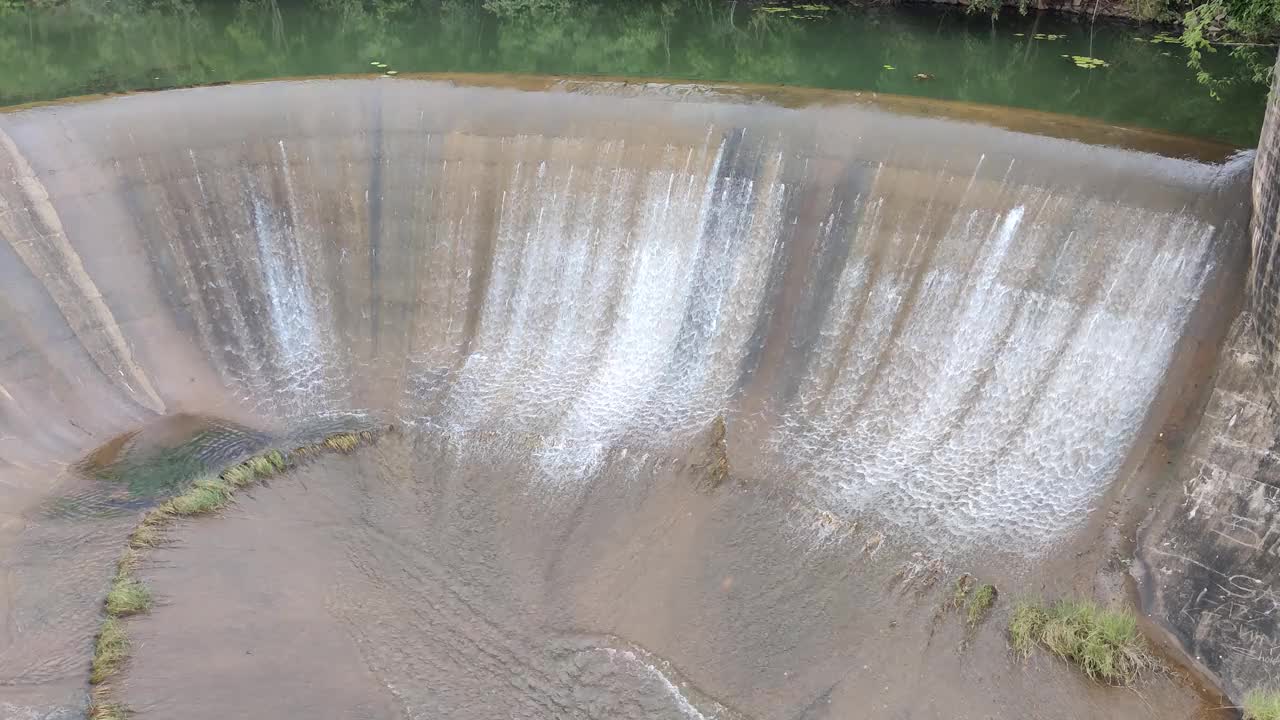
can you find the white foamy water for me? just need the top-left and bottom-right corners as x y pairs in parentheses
(422, 134), (1218, 551)
(103, 100), (1233, 555)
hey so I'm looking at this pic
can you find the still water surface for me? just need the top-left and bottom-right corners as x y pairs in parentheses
(0, 0), (1269, 145)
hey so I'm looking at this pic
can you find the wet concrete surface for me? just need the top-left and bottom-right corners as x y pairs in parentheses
(0, 76), (1257, 717)
(126, 431), (1229, 720)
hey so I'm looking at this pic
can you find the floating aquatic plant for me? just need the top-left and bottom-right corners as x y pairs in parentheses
(756, 4), (828, 19)
(1069, 55), (1110, 69)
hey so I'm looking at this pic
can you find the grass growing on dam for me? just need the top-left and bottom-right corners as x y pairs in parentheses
(950, 575), (999, 628)
(1009, 598), (1153, 685)
(85, 429), (382, 718)
(1245, 688), (1280, 720)
(87, 701), (127, 720)
(104, 572), (151, 617)
(89, 618), (128, 685)
(966, 584), (998, 628)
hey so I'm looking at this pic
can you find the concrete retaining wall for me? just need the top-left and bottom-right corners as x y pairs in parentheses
(1252, 55), (1280, 371)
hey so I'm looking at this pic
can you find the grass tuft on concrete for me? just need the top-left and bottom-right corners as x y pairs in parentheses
(89, 618), (129, 685)
(1008, 598), (1152, 685)
(949, 575), (997, 629)
(1245, 688), (1280, 720)
(965, 583), (998, 627)
(322, 432), (362, 453)
(105, 574), (151, 617)
(221, 463), (256, 488)
(1009, 600), (1048, 658)
(127, 518), (165, 549)
(87, 698), (128, 720)
(163, 477), (233, 516)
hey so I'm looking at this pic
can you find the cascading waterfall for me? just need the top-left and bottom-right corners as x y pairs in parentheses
(0, 77), (1260, 720)
(0, 79), (1249, 555)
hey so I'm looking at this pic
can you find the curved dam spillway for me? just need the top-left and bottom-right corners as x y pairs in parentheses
(0, 78), (1255, 719)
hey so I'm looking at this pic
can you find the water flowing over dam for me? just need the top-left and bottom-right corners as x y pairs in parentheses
(0, 77), (1257, 719)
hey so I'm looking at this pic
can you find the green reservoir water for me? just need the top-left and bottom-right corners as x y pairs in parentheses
(0, 0), (1270, 146)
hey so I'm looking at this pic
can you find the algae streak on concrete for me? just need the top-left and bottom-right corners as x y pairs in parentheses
(0, 77), (1254, 719)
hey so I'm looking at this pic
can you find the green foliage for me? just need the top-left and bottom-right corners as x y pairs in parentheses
(483, 0), (575, 18)
(1182, 0), (1277, 96)
(960, 0), (1276, 93)
(1126, 0), (1174, 21)
(1245, 688), (1280, 720)
(1009, 598), (1153, 685)
(966, 0), (1004, 17)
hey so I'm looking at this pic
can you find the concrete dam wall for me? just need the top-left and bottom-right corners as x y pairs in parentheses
(1253, 56), (1280, 369)
(1134, 52), (1280, 706)
(0, 78), (1259, 719)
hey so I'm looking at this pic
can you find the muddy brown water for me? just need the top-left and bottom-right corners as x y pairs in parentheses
(0, 76), (1256, 718)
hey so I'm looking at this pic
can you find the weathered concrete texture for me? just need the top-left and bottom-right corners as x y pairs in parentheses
(0, 77), (1254, 717)
(1139, 52), (1280, 706)
(1252, 53), (1280, 374)
(1136, 315), (1280, 703)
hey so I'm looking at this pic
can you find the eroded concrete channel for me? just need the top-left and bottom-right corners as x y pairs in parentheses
(0, 76), (1262, 718)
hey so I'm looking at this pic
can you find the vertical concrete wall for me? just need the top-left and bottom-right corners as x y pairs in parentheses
(1252, 54), (1280, 364)
(1134, 53), (1280, 706)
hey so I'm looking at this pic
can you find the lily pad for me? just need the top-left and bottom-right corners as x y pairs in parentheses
(1069, 54), (1109, 69)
